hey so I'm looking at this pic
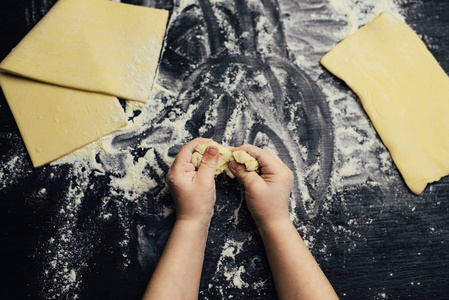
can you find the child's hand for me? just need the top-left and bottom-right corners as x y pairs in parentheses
(166, 138), (220, 227)
(230, 145), (294, 229)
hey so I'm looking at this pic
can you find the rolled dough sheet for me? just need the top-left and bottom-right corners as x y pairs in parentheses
(321, 12), (449, 194)
(0, 73), (127, 167)
(0, 0), (168, 102)
(0, 0), (169, 167)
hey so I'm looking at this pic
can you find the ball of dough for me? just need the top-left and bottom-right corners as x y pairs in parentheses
(190, 141), (259, 178)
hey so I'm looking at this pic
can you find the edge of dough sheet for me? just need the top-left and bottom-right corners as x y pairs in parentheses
(0, 73), (128, 168)
(321, 11), (449, 195)
(0, 0), (169, 103)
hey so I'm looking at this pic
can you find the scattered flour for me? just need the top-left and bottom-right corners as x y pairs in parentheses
(213, 237), (251, 290)
(329, 0), (405, 36)
(40, 163), (88, 299)
(0, 143), (31, 190)
(109, 150), (158, 201)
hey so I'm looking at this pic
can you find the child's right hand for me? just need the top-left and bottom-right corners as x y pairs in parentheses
(230, 145), (294, 230)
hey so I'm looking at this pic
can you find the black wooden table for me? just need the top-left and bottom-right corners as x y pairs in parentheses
(1, 0), (448, 299)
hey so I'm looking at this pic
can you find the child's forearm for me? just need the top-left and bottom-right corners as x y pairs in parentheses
(259, 219), (338, 300)
(142, 219), (210, 300)
(143, 139), (218, 300)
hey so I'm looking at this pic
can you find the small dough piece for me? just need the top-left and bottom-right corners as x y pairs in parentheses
(233, 151), (259, 171)
(321, 12), (449, 194)
(0, 0), (169, 102)
(191, 152), (202, 168)
(0, 73), (127, 167)
(191, 141), (260, 177)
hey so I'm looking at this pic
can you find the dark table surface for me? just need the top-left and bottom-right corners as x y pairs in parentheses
(1, 0), (449, 299)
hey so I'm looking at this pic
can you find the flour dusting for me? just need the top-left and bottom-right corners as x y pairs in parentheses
(329, 0), (404, 36)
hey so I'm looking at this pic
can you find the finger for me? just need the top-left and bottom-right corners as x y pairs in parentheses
(233, 145), (283, 174)
(196, 146), (220, 181)
(174, 138), (212, 165)
(229, 160), (264, 188)
(184, 162), (196, 172)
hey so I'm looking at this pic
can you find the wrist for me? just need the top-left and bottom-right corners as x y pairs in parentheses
(175, 215), (212, 231)
(257, 217), (294, 238)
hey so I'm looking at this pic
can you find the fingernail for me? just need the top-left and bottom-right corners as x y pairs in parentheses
(230, 161), (241, 171)
(207, 146), (219, 157)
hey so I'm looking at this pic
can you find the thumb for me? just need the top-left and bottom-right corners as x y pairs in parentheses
(229, 160), (262, 188)
(196, 146), (220, 180)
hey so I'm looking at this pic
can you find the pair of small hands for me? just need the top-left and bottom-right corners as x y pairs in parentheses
(145, 138), (338, 300)
(166, 138), (294, 229)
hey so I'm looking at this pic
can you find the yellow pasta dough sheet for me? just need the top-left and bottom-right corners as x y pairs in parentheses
(0, 0), (169, 167)
(0, 73), (127, 167)
(0, 0), (169, 102)
(321, 12), (449, 195)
